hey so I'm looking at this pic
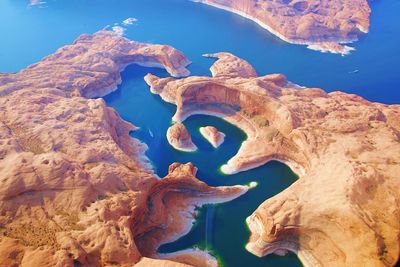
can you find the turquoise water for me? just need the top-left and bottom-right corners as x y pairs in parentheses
(1, 0), (399, 266)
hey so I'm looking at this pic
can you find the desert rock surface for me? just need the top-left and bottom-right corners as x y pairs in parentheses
(0, 31), (248, 267)
(167, 123), (198, 152)
(145, 53), (400, 266)
(0, 30), (190, 99)
(199, 126), (225, 148)
(193, 0), (371, 54)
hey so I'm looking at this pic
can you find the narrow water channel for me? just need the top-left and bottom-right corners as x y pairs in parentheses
(104, 65), (301, 266)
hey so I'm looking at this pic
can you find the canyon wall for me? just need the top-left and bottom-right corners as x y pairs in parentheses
(0, 32), (248, 267)
(145, 52), (400, 267)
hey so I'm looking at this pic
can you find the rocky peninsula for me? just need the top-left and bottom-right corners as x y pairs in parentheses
(193, 0), (371, 54)
(199, 126), (225, 148)
(0, 31), (249, 267)
(145, 52), (400, 266)
(167, 123), (198, 152)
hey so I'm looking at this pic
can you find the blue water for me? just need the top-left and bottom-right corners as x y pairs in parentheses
(104, 65), (301, 266)
(1, 0), (400, 103)
(1, 0), (399, 266)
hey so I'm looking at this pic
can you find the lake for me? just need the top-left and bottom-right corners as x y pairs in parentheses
(1, 0), (399, 266)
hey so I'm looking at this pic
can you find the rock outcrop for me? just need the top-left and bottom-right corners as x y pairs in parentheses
(0, 32), (249, 267)
(135, 257), (193, 267)
(134, 162), (247, 267)
(145, 52), (400, 266)
(0, 30), (190, 98)
(167, 123), (198, 152)
(193, 0), (371, 54)
(199, 126), (225, 148)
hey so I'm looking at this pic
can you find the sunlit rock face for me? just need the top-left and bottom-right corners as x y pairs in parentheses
(167, 123), (198, 152)
(145, 52), (400, 267)
(0, 30), (190, 99)
(0, 32), (248, 267)
(199, 126), (225, 148)
(194, 0), (371, 54)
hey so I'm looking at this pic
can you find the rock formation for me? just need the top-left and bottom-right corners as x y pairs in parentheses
(199, 126), (225, 148)
(167, 123), (198, 152)
(145, 52), (400, 266)
(193, 0), (371, 54)
(135, 257), (193, 267)
(0, 32), (249, 267)
(0, 30), (190, 99)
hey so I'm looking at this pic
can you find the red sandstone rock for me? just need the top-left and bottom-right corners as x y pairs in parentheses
(135, 257), (193, 267)
(167, 123), (198, 152)
(145, 52), (400, 267)
(134, 162), (247, 266)
(0, 30), (190, 98)
(199, 126), (225, 148)
(0, 32), (248, 267)
(193, 0), (371, 54)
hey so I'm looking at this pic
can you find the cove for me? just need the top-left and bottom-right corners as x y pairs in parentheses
(104, 65), (301, 266)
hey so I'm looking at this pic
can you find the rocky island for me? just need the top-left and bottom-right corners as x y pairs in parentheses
(199, 126), (225, 148)
(193, 0), (371, 54)
(145, 52), (400, 266)
(0, 31), (250, 267)
(167, 123), (198, 152)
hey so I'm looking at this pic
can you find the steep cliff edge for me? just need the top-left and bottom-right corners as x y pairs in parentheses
(193, 0), (371, 54)
(0, 32), (248, 267)
(145, 52), (400, 266)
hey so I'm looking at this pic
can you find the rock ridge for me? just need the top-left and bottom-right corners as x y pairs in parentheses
(0, 32), (247, 267)
(193, 0), (371, 54)
(145, 52), (400, 266)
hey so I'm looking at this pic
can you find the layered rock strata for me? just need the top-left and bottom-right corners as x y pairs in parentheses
(0, 32), (248, 267)
(167, 123), (198, 152)
(199, 126), (225, 148)
(145, 52), (400, 266)
(193, 0), (371, 54)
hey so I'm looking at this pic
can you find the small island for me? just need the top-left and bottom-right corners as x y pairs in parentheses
(0, 31), (248, 267)
(167, 123), (198, 152)
(145, 52), (400, 267)
(2, 1), (399, 267)
(199, 126), (225, 148)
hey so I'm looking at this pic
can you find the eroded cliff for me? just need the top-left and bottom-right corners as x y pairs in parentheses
(0, 32), (248, 267)
(193, 0), (371, 54)
(145, 52), (400, 266)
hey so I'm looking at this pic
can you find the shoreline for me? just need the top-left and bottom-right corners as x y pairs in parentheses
(157, 248), (219, 267)
(166, 123), (198, 152)
(192, 1), (361, 55)
(245, 215), (320, 267)
(92, 58), (191, 98)
(153, 185), (251, 265)
(199, 126), (225, 148)
(77, 32), (244, 266)
(221, 155), (306, 177)
(169, 143), (198, 152)
(171, 108), (305, 177)
(155, 185), (250, 247)
(172, 109), (258, 139)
